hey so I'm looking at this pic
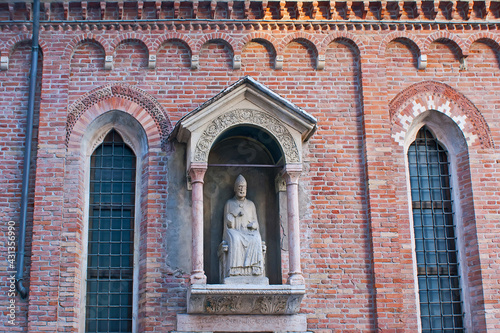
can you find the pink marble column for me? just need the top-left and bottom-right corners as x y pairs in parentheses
(189, 163), (208, 284)
(283, 164), (305, 285)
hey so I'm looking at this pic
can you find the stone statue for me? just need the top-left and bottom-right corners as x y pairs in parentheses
(219, 175), (267, 284)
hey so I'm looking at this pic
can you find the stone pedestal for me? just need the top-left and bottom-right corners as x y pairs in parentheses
(187, 284), (305, 315)
(175, 314), (308, 333)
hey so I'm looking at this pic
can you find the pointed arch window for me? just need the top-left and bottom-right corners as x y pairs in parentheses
(408, 126), (464, 332)
(86, 129), (135, 333)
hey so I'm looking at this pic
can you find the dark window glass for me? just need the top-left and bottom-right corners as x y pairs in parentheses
(86, 130), (135, 333)
(408, 127), (463, 332)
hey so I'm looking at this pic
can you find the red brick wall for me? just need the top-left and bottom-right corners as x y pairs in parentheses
(0, 41), (42, 332)
(0, 20), (499, 333)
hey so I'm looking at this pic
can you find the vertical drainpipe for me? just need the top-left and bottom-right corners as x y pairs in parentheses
(16, 0), (40, 299)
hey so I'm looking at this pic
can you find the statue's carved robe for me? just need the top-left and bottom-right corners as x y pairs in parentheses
(223, 197), (264, 277)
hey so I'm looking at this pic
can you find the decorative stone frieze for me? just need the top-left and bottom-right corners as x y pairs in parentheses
(187, 284), (305, 315)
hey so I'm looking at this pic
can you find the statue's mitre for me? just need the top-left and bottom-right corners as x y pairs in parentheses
(235, 174), (247, 186)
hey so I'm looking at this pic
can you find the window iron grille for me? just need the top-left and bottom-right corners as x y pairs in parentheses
(86, 130), (135, 333)
(408, 126), (464, 333)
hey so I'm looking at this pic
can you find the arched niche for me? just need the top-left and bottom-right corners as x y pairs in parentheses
(172, 77), (316, 328)
(171, 76), (316, 287)
(203, 125), (284, 284)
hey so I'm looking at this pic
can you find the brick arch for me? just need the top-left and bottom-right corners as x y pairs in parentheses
(379, 32), (424, 56)
(63, 33), (112, 60)
(194, 32), (236, 56)
(278, 32), (321, 55)
(319, 32), (364, 57)
(464, 33), (500, 55)
(66, 84), (172, 150)
(237, 32), (279, 56)
(390, 81), (493, 149)
(423, 31), (466, 56)
(5, 33), (49, 57)
(152, 32), (195, 56)
(110, 33), (153, 56)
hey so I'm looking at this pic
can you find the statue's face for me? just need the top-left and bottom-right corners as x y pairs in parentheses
(235, 183), (247, 199)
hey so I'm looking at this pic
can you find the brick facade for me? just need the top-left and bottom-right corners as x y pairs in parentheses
(1, 1), (499, 332)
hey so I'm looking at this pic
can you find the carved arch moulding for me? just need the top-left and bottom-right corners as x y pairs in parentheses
(194, 108), (300, 164)
(171, 76), (317, 169)
(66, 84), (172, 150)
(390, 81), (493, 149)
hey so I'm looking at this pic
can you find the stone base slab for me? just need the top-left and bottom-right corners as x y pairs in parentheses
(176, 314), (308, 332)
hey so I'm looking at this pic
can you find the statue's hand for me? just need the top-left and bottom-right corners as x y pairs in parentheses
(226, 214), (235, 228)
(247, 221), (257, 230)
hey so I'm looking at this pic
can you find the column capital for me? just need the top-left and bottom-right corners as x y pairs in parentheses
(188, 162), (208, 183)
(281, 164), (302, 185)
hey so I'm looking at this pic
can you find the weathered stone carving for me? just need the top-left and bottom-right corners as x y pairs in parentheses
(194, 109), (300, 164)
(187, 284), (306, 315)
(219, 175), (268, 285)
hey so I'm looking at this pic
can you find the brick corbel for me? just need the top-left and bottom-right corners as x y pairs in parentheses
(233, 54), (241, 70)
(417, 54), (427, 70)
(148, 54), (156, 69)
(275, 54), (284, 70)
(316, 54), (325, 70)
(137, 1), (144, 19)
(155, 0), (162, 18)
(100, 1), (106, 19)
(1, 56), (8, 71)
(104, 55), (113, 70)
(81, 1), (87, 20)
(191, 54), (199, 70)
(280, 0), (290, 19)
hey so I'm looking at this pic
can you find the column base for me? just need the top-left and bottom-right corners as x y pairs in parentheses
(287, 273), (305, 286)
(190, 272), (207, 285)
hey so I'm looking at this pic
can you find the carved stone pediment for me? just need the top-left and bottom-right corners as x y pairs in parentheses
(170, 76), (317, 170)
(187, 284), (305, 315)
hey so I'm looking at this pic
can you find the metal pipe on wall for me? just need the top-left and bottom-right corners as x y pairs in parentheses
(16, 0), (40, 299)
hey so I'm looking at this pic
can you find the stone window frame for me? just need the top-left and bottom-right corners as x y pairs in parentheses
(403, 110), (472, 332)
(78, 110), (148, 333)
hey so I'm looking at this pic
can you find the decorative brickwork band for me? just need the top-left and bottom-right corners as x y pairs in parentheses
(389, 81), (493, 149)
(66, 84), (171, 150)
(194, 109), (300, 164)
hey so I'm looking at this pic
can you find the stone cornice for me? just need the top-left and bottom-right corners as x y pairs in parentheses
(1, 0), (500, 29)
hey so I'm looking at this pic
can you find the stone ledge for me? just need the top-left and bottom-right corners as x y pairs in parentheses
(176, 313), (308, 332)
(187, 284), (306, 315)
